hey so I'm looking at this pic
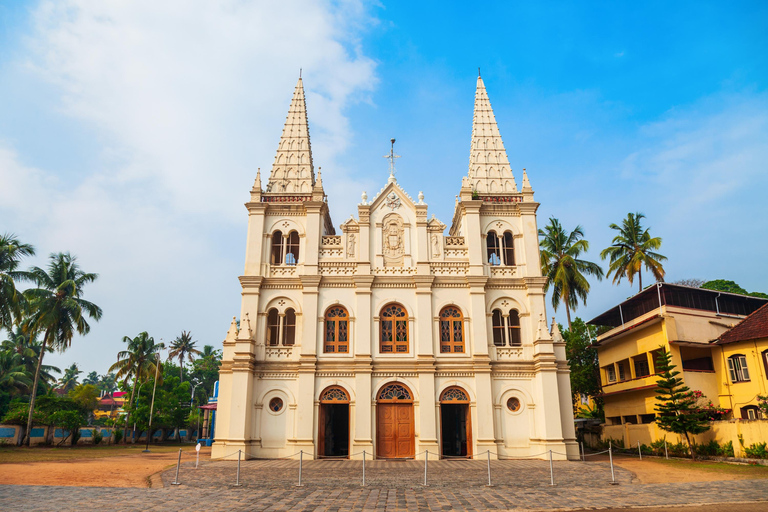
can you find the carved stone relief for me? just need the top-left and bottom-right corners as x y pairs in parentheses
(431, 233), (441, 258)
(382, 213), (404, 266)
(347, 233), (356, 258)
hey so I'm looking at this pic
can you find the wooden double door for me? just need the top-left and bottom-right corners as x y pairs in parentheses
(376, 403), (414, 459)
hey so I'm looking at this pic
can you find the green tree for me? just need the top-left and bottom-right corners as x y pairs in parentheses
(701, 279), (768, 299)
(68, 383), (100, 424)
(1, 323), (61, 393)
(83, 371), (99, 385)
(601, 212), (667, 292)
(59, 363), (82, 392)
(168, 331), (201, 382)
(109, 332), (163, 443)
(654, 348), (710, 459)
(190, 344), (221, 401)
(539, 218), (604, 329)
(0, 351), (32, 395)
(21, 253), (102, 445)
(0, 233), (35, 330)
(560, 318), (605, 417)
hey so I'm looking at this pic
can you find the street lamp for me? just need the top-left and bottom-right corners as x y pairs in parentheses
(143, 340), (164, 453)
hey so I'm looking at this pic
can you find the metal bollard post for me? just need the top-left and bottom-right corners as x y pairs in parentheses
(296, 450), (304, 487)
(664, 439), (669, 459)
(171, 448), (182, 485)
(234, 449), (242, 487)
(580, 442), (584, 462)
(486, 450), (493, 487)
(609, 444), (617, 485)
(423, 450), (428, 486)
(549, 450), (555, 486)
(362, 450), (366, 487)
(637, 441), (642, 461)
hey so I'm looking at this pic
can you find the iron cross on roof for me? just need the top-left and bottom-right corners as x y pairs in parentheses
(383, 138), (401, 181)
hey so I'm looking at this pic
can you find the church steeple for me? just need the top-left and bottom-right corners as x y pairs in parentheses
(265, 77), (315, 194)
(467, 75), (517, 194)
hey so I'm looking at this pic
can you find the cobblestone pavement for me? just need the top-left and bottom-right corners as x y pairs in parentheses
(2, 459), (767, 511)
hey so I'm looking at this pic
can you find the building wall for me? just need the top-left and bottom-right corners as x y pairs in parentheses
(713, 337), (768, 417)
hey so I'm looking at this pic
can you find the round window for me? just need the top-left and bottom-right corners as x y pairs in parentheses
(507, 397), (521, 412)
(269, 397), (284, 412)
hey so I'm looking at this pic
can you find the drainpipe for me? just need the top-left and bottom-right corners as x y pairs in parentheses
(619, 305), (624, 328)
(718, 346), (734, 415)
(656, 283), (663, 310)
(715, 293), (721, 315)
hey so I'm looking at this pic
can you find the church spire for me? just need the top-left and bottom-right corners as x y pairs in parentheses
(467, 75), (517, 194)
(265, 77), (315, 194)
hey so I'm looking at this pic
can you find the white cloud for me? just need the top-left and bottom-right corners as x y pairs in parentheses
(0, 0), (377, 374)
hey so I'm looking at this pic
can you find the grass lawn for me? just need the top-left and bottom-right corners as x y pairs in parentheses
(0, 443), (191, 464)
(640, 456), (768, 477)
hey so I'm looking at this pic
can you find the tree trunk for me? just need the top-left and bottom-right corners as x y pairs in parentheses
(179, 357), (183, 383)
(123, 379), (138, 444)
(22, 334), (48, 446)
(684, 431), (696, 460)
(565, 303), (572, 331)
(638, 269), (643, 292)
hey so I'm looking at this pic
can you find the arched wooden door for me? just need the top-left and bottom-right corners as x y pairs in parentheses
(376, 383), (414, 459)
(318, 386), (350, 458)
(440, 387), (472, 458)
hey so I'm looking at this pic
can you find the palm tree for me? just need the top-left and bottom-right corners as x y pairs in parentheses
(98, 372), (117, 416)
(0, 233), (35, 330)
(539, 217), (604, 330)
(600, 212), (667, 292)
(83, 371), (99, 385)
(109, 332), (164, 442)
(168, 330), (201, 382)
(1, 323), (61, 391)
(59, 363), (82, 391)
(21, 252), (102, 446)
(0, 351), (32, 394)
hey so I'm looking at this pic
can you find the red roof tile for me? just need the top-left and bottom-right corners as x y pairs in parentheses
(717, 302), (768, 344)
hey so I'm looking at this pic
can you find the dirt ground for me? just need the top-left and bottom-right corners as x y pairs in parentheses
(0, 446), (207, 488)
(608, 454), (768, 483)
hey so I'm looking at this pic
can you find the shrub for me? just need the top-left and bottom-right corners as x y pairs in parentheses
(113, 429), (123, 444)
(744, 442), (768, 459)
(92, 429), (103, 445)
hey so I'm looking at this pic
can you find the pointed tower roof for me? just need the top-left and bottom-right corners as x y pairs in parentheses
(467, 75), (517, 195)
(265, 77), (315, 194)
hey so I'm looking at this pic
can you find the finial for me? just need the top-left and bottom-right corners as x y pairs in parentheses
(418, 191), (425, 204)
(361, 191), (368, 205)
(478, 67), (481, 78)
(299, 68), (302, 79)
(384, 138), (401, 182)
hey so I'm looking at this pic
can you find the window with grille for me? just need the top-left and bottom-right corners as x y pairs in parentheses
(439, 306), (464, 353)
(487, 231), (501, 265)
(266, 308), (279, 346)
(283, 308), (296, 345)
(605, 365), (616, 383)
(634, 356), (650, 378)
(502, 231), (514, 265)
(285, 231), (300, 265)
(492, 309), (505, 346)
(380, 304), (408, 353)
(728, 354), (750, 382)
(270, 231), (283, 265)
(324, 306), (349, 353)
(507, 309), (521, 346)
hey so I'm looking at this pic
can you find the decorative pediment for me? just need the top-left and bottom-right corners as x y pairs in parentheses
(368, 180), (416, 213)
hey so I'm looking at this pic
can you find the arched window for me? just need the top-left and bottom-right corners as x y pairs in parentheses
(503, 231), (514, 265)
(266, 308), (279, 346)
(324, 306), (349, 353)
(492, 309), (505, 346)
(762, 349), (768, 378)
(271, 231), (283, 265)
(507, 310), (521, 346)
(283, 308), (296, 345)
(728, 354), (750, 382)
(320, 386), (350, 403)
(285, 231), (300, 265)
(380, 304), (408, 353)
(440, 387), (469, 402)
(439, 306), (465, 353)
(487, 232), (501, 265)
(377, 383), (412, 401)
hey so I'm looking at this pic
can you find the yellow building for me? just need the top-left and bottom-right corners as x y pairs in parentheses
(713, 302), (768, 419)
(588, 283), (766, 427)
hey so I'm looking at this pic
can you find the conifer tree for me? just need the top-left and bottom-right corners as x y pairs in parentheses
(654, 347), (710, 459)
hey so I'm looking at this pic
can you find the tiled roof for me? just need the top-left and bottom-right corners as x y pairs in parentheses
(717, 302), (768, 344)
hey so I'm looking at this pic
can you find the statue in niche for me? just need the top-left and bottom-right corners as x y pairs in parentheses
(431, 234), (441, 258)
(347, 234), (356, 258)
(382, 214), (404, 266)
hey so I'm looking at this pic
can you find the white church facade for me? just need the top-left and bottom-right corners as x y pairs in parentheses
(212, 75), (578, 460)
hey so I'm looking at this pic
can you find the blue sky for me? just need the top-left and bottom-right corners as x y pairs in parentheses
(0, 1), (766, 376)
